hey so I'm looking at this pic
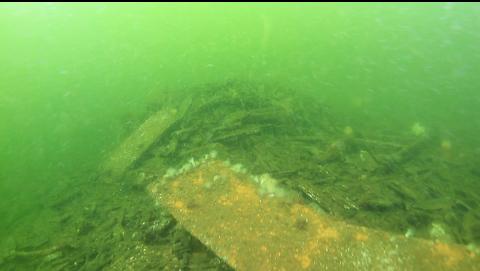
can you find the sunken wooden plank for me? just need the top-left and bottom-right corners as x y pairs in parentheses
(101, 109), (177, 180)
(149, 160), (479, 271)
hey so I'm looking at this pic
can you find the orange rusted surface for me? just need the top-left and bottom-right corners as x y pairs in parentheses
(149, 160), (479, 271)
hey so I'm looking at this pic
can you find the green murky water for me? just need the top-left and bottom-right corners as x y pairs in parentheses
(1, 3), (479, 270)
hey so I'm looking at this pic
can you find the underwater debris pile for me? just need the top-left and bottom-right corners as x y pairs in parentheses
(137, 81), (480, 249)
(4, 81), (480, 270)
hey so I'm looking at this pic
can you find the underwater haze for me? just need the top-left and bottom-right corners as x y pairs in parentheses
(1, 2), (480, 270)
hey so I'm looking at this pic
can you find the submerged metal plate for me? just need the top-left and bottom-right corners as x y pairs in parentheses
(149, 160), (479, 270)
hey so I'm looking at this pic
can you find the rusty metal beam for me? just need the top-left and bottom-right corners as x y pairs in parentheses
(149, 160), (479, 271)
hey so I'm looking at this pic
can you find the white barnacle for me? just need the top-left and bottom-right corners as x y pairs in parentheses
(179, 162), (192, 173)
(223, 160), (231, 167)
(163, 168), (177, 179)
(411, 122), (426, 137)
(231, 163), (246, 173)
(258, 174), (286, 197)
(189, 157), (197, 167)
(209, 150), (218, 159)
(404, 228), (415, 238)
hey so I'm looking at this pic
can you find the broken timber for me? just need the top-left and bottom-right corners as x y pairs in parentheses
(100, 109), (177, 181)
(149, 160), (479, 271)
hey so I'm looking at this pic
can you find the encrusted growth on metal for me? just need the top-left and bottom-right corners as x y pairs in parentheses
(149, 160), (479, 271)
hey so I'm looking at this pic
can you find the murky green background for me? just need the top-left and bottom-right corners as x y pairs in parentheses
(1, 1), (479, 260)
